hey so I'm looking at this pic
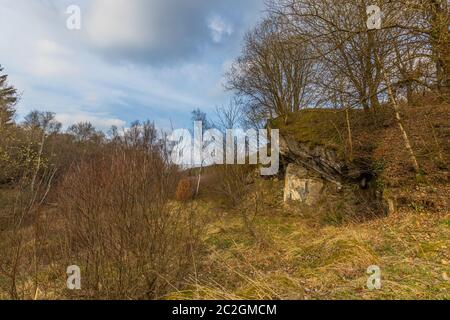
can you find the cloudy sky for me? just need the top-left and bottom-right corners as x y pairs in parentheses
(0, 0), (265, 131)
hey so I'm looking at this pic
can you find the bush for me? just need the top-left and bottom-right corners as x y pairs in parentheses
(175, 178), (194, 202)
(213, 164), (255, 208)
(58, 145), (203, 299)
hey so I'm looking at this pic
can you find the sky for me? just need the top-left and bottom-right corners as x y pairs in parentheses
(0, 0), (266, 131)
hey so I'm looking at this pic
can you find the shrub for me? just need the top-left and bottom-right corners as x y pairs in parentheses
(58, 145), (203, 299)
(175, 178), (193, 202)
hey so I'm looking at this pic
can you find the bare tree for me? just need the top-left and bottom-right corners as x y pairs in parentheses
(214, 98), (245, 132)
(67, 122), (104, 143)
(23, 111), (61, 192)
(264, 0), (436, 170)
(226, 17), (317, 123)
(268, 0), (396, 111)
(191, 109), (212, 197)
(391, 0), (450, 94)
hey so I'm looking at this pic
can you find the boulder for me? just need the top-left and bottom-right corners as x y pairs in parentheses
(284, 164), (324, 206)
(279, 135), (370, 187)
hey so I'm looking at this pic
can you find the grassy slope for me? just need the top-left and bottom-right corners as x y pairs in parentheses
(170, 199), (450, 300)
(171, 100), (449, 300)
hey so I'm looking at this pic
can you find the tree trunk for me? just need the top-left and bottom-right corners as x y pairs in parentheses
(429, 0), (450, 93)
(195, 165), (202, 197)
(31, 133), (46, 193)
(382, 70), (420, 173)
(375, 52), (420, 173)
(345, 107), (354, 162)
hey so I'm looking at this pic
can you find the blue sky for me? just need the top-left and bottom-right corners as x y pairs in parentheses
(0, 0), (265, 131)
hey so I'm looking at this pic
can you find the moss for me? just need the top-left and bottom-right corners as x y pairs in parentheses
(271, 109), (344, 151)
(270, 108), (390, 166)
(445, 219), (450, 229)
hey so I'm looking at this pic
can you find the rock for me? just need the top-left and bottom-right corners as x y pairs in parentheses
(279, 133), (381, 211)
(279, 135), (370, 185)
(284, 164), (324, 206)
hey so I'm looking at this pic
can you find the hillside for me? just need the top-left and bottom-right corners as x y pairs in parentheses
(157, 99), (450, 300)
(1, 0), (449, 302)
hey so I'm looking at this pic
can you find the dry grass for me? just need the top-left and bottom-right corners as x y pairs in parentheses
(1, 177), (448, 300)
(170, 201), (450, 300)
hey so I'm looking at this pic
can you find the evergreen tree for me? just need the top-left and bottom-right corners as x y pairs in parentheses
(0, 65), (18, 128)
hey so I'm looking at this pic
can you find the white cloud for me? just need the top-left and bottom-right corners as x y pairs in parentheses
(32, 40), (79, 77)
(208, 15), (234, 43)
(86, 0), (145, 49)
(0, 0), (266, 129)
(84, 0), (215, 63)
(56, 112), (126, 131)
